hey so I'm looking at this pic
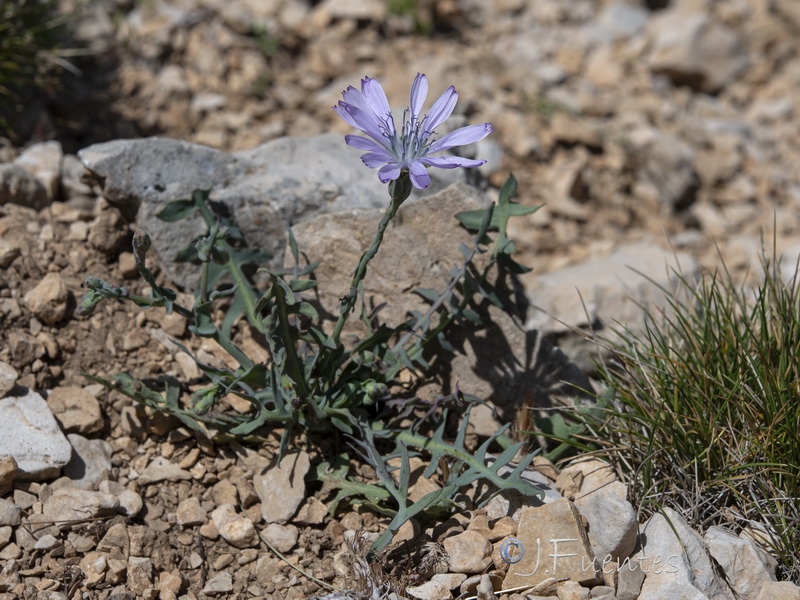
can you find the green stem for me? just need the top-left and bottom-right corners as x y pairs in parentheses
(331, 173), (412, 345)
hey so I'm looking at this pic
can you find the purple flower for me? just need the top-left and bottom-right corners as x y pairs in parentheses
(334, 73), (493, 190)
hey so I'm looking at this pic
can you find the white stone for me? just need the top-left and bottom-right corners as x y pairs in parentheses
(0, 388), (73, 479)
(406, 579), (452, 600)
(43, 488), (119, 523)
(203, 571), (233, 594)
(210, 504), (257, 548)
(176, 497), (207, 526)
(575, 481), (638, 562)
(46, 387), (104, 434)
(755, 581), (800, 600)
(262, 522), (299, 553)
(0, 499), (21, 526)
(637, 508), (734, 600)
(443, 530), (492, 574)
(254, 451), (310, 523)
(22, 272), (69, 324)
(556, 580), (590, 600)
(14, 141), (63, 202)
(63, 434), (112, 489)
(704, 526), (777, 600)
(138, 456), (193, 484)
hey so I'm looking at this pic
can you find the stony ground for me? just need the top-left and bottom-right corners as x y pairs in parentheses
(2, 0), (800, 599)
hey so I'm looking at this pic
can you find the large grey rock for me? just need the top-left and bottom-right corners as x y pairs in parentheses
(78, 134), (463, 289)
(637, 508), (734, 600)
(290, 183), (592, 421)
(704, 526), (777, 600)
(0, 388), (73, 480)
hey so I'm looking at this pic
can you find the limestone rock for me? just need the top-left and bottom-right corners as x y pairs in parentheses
(560, 457), (617, 500)
(704, 526), (777, 600)
(203, 570), (233, 594)
(43, 488), (119, 523)
(556, 580), (590, 600)
(46, 386), (105, 434)
(575, 481), (638, 562)
(254, 451), (310, 524)
(406, 579), (452, 600)
(291, 183), (592, 423)
(527, 241), (698, 343)
(0, 361), (17, 397)
(443, 530), (493, 574)
(636, 507), (734, 600)
(137, 456), (193, 484)
(616, 559), (646, 600)
(502, 498), (601, 589)
(63, 434), (113, 489)
(177, 497), (207, 526)
(0, 388), (73, 479)
(127, 556), (154, 596)
(295, 497), (328, 525)
(262, 522), (298, 553)
(485, 466), (562, 522)
(0, 163), (48, 210)
(210, 504), (258, 548)
(14, 141), (63, 202)
(0, 499), (21, 526)
(755, 581), (800, 600)
(78, 135), (461, 289)
(647, 11), (749, 93)
(88, 207), (128, 253)
(23, 272), (69, 325)
(0, 457), (18, 496)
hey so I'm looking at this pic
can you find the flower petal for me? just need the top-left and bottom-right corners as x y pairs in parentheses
(360, 151), (393, 168)
(345, 134), (390, 152)
(408, 160), (431, 189)
(421, 155), (486, 169)
(341, 85), (366, 107)
(425, 85), (458, 132)
(334, 102), (360, 129)
(378, 163), (402, 183)
(362, 77), (394, 133)
(343, 104), (389, 146)
(427, 123), (493, 154)
(409, 73), (428, 121)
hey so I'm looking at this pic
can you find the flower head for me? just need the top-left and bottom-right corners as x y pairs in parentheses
(334, 73), (493, 190)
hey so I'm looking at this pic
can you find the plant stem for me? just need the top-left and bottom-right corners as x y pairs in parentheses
(331, 173), (412, 345)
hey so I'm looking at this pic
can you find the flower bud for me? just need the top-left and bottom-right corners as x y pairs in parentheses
(132, 230), (151, 259)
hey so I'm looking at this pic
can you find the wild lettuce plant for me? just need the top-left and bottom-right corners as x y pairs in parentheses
(79, 74), (543, 554)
